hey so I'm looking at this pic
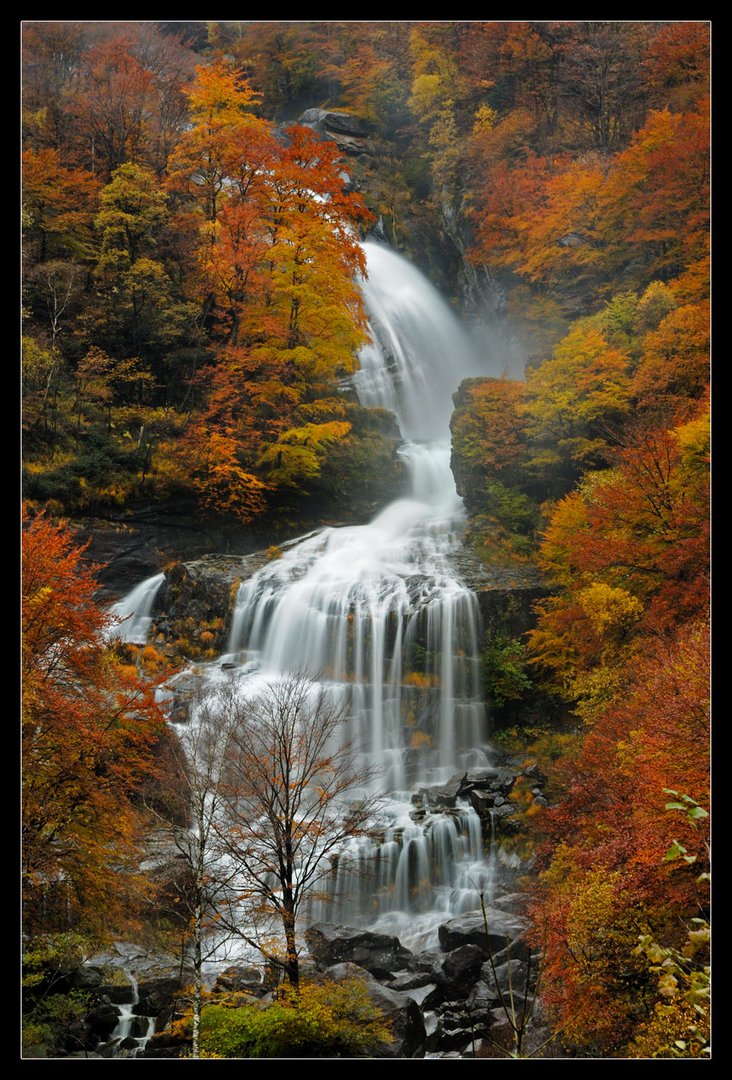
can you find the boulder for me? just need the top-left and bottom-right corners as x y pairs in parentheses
(423, 1010), (442, 1052)
(325, 962), (426, 1058)
(385, 971), (436, 993)
(479, 958), (530, 996)
(296, 109), (372, 154)
(133, 978), (180, 1017)
(71, 965), (103, 990)
(213, 965), (264, 994)
(417, 774), (465, 809)
(438, 944), (485, 1000)
(469, 789), (494, 815)
(98, 983), (135, 1005)
(306, 923), (413, 977)
(85, 1004), (121, 1039)
(63, 1020), (96, 1053)
(438, 908), (529, 957)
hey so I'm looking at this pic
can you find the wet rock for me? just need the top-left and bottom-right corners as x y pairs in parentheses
(480, 958), (530, 994)
(438, 908), (529, 957)
(523, 762), (547, 783)
(411, 949), (443, 973)
(469, 788), (494, 814)
(438, 944), (485, 1000)
(296, 109), (373, 155)
(306, 923), (413, 977)
(423, 1010), (442, 1052)
(133, 978), (180, 1017)
(402, 982), (440, 1007)
(66, 1051), (103, 1058)
(465, 979), (501, 1009)
(326, 962), (426, 1057)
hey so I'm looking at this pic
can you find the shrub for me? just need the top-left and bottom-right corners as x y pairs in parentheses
(199, 978), (391, 1058)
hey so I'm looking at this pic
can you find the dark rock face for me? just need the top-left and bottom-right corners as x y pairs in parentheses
(71, 965), (103, 990)
(151, 553), (261, 657)
(438, 909), (529, 957)
(306, 924), (414, 978)
(85, 1004), (122, 1039)
(438, 944), (485, 1000)
(98, 983), (135, 1005)
(325, 962), (426, 1058)
(133, 978), (180, 1017)
(297, 109), (373, 155)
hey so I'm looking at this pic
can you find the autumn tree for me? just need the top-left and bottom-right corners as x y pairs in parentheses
(22, 508), (167, 935)
(530, 620), (709, 1055)
(169, 61), (372, 519)
(211, 674), (381, 988)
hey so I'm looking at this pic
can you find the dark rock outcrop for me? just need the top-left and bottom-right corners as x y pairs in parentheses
(71, 965), (103, 990)
(297, 109), (373, 155)
(85, 1004), (121, 1039)
(133, 978), (180, 1018)
(438, 908), (529, 957)
(438, 944), (485, 1000)
(306, 923), (413, 978)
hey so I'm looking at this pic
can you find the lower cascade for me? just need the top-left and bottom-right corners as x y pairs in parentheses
(116, 241), (508, 968)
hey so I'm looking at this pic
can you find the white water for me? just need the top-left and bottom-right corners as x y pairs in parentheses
(104, 973), (155, 1058)
(206, 242), (497, 954)
(108, 573), (165, 644)
(118, 242), (500, 961)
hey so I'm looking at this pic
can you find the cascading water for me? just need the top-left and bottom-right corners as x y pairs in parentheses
(113, 242), (499, 958)
(102, 973), (155, 1058)
(216, 241), (496, 951)
(109, 573), (165, 644)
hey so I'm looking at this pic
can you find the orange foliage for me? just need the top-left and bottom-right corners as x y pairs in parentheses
(632, 301), (710, 419)
(22, 507), (167, 933)
(531, 619), (709, 1053)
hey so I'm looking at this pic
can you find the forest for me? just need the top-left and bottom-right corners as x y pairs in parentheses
(21, 20), (710, 1060)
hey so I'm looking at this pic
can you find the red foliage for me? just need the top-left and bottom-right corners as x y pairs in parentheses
(22, 508), (167, 933)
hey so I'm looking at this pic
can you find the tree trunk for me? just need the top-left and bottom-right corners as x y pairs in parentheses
(191, 896), (203, 1058)
(282, 904), (298, 988)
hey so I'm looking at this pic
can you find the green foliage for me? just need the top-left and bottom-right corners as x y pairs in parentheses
(22, 932), (93, 992)
(22, 932), (98, 1056)
(483, 633), (533, 710)
(199, 978), (391, 1058)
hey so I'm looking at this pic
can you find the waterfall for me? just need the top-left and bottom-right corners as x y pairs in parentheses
(210, 242), (496, 952)
(121, 242), (499, 959)
(108, 573), (165, 644)
(103, 973), (155, 1058)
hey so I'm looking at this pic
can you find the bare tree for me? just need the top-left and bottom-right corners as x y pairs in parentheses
(213, 673), (382, 988)
(144, 686), (240, 1059)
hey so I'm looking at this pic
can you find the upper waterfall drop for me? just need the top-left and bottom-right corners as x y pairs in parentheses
(225, 241), (489, 790)
(354, 241), (481, 444)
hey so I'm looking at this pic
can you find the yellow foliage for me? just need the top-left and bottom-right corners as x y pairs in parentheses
(403, 671), (439, 689)
(576, 582), (644, 638)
